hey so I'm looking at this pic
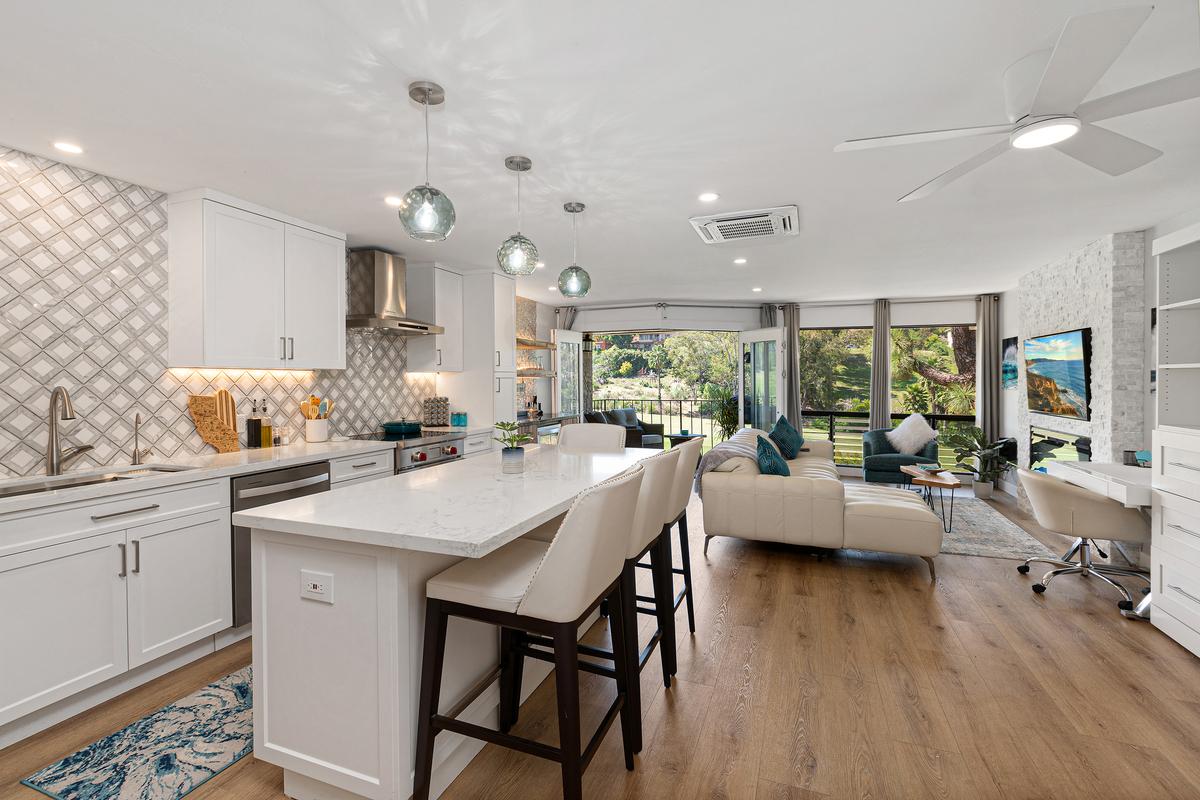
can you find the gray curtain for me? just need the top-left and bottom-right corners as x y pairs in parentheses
(556, 306), (577, 330)
(760, 303), (778, 327)
(780, 303), (801, 423)
(976, 294), (1001, 443)
(869, 299), (891, 430)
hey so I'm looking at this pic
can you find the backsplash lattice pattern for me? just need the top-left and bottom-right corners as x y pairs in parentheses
(0, 145), (433, 477)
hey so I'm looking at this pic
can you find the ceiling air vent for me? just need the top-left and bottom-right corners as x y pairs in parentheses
(688, 205), (799, 244)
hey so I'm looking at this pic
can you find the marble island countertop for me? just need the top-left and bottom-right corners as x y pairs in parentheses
(232, 444), (657, 557)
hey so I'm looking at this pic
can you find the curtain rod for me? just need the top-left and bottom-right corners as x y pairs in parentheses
(560, 294), (995, 313)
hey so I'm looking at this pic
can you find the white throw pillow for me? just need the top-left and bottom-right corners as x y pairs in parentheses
(885, 413), (937, 456)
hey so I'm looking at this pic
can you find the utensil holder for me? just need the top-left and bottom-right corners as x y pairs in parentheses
(305, 418), (330, 443)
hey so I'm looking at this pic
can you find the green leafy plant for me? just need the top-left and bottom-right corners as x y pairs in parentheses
(494, 421), (532, 450)
(943, 426), (1012, 484)
(702, 384), (740, 441)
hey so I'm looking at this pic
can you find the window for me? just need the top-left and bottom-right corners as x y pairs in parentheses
(890, 325), (977, 415)
(795, 327), (872, 465)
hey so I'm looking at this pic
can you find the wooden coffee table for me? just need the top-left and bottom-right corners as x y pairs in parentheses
(900, 464), (962, 533)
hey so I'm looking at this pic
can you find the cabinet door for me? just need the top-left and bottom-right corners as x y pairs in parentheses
(0, 531), (128, 726)
(126, 509), (232, 668)
(203, 201), (286, 368)
(493, 274), (516, 372)
(436, 268), (464, 371)
(494, 375), (516, 425)
(285, 225), (346, 369)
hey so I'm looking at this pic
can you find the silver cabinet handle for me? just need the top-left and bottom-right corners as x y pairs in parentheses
(235, 473), (328, 499)
(495, 350), (501, 367)
(351, 461), (378, 469)
(436, 348), (442, 366)
(132, 539), (141, 574)
(118, 542), (127, 578)
(1168, 522), (1200, 540)
(280, 336), (287, 359)
(92, 504), (160, 522)
(288, 337), (295, 360)
(1169, 461), (1200, 473)
(1168, 584), (1200, 605)
(496, 378), (501, 393)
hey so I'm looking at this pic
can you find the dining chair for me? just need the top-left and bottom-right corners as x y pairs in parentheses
(413, 466), (644, 800)
(558, 422), (627, 452)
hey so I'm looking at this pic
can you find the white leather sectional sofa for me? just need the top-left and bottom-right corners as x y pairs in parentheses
(699, 430), (943, 578)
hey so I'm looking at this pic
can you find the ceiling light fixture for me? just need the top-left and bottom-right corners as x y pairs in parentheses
(752, 287), (763, 293)
(698, 192), (720, 202)
(384, 195), (402, 207)
(53, 142), (83, 155)
(497, 155), (539, 275)
(733, 257), (747, 265)
(557, 202), (591, 299)
(397, 81), (455, 241)
(1009, 115), (1081, 150)
(536, 261), (545, 269)
(548, 285), (557, 291)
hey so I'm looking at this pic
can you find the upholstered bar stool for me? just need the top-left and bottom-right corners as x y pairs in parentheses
(558, 422), (627, 452)
(502, 448), (681, 754)
(639, 437), (703, 636)
(413, 467), (644, 800)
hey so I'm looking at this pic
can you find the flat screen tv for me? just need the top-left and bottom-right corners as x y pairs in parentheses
(1024, 328), (1091, 421)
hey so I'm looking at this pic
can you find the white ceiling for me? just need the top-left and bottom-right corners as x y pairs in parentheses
(3, 0), (1199, 305)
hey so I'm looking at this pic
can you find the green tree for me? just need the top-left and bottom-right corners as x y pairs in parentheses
(662, 331), (737, 394)
(594, 346), (646, 383)
(902, 380), (932, 414)
(646, 344), (669, 400)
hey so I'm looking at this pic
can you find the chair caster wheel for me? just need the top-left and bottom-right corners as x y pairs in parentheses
(1142, 587), (1151, 595)
(1032, 583), (1046, 594)
(1117, 600), (1134, 611)
(1017, 564), (1030, 574)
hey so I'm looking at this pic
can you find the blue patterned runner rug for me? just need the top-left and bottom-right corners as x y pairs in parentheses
(23, 667), (252, 800)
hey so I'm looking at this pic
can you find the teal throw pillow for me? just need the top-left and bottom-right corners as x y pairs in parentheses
(769, 415), (804, 459)
(757, 436), (790, 476)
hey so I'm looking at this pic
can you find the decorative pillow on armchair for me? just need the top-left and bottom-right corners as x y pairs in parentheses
(607, 408), (641, 430)
(757, 436), (791, 476)
(768, 415), (804, 458)
(885, 413), (938, 455)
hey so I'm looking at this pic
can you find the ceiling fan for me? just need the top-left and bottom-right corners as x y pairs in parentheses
(836, 5), (1200, 202)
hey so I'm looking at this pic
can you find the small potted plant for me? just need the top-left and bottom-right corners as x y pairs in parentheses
(494, 421), (533, 474)
(944, 426), (1013, 499)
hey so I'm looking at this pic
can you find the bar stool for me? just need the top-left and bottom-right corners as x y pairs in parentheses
(413, 467), (644, 800)
(558, 422), (627, 452)
(502, 448), (681, 754)
(640, 437), (703, 634)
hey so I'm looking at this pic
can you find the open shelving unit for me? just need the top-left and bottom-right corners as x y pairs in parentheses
(516, 337), (556, 350)
(1156, 237), (1200, 431)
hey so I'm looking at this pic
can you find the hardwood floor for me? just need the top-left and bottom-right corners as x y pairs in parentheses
(5, 493), (1200, 799)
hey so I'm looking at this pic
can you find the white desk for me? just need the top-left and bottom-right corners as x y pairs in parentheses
(1045, 461), (1153, 508)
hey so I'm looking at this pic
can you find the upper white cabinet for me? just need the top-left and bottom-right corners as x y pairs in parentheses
(168, 189), (346, 370)
(493, 273), (516, 373)
(435, 272), (518, 429)
(407, 264), (464, 372)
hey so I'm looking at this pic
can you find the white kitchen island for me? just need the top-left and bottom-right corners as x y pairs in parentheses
(231, 445), (656, 800)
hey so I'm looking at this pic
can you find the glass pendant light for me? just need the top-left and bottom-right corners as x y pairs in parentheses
(398, 81), (456, 242)
(497, 156), (539, 275)
(557, 202), (591, 298)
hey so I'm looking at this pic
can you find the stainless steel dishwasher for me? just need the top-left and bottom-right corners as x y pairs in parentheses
(231, 461), (331, 626)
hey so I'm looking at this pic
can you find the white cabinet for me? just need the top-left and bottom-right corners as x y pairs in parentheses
(126, 510), (232, 668)
(0, 531), (129, 726)
(494, 375), (516, 425)
(168, 189), (346, 370)
(329, 449), (394, 484)
(407, 265), (464, 372)
(436, 272), (518, 431)
(493, 273), (516, 373)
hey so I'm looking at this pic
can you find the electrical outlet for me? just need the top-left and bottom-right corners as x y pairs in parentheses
(300, 569), (334, 604)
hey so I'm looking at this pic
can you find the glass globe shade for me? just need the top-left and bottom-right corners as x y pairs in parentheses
(397, 184), (455, 241)
(557, 265), (591, 298)
(497, 233), (539, 275)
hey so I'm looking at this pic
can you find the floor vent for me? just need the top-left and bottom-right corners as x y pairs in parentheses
(688, 205), (799, 244)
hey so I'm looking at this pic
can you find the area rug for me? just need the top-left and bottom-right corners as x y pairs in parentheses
(939, 497), (1057, 560)
(23, 667), (252, 800)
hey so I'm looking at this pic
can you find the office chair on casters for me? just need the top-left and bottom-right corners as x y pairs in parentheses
(1016, 469), (1151, 620)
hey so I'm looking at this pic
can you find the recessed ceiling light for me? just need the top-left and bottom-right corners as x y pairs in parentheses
(1010, 116), (1081, 150)
(384, 195), (403, 207)
(733, 258), (747, 265)
(751, 287), (763, 293)
(547, 285), (557, 291)
(536, 261), (545, 269)
(698, 192), (720, 202)
(53, 142), (83, 155)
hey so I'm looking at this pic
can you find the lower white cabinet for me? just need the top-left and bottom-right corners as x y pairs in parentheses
(495, 375), (516, 425)
(126, 509), (232, 668)
(0, 531), (129, 726)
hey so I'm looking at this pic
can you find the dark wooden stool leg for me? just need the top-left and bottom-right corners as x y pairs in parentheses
(499, 627), (518, 733)
(652, 529), (678, 684)
(599, 598), (610, 617)
(618, 560), (642, 754)
(678, 511), (696, 634)
(413, 598), (449, 800)
(554, 624), (584, 800)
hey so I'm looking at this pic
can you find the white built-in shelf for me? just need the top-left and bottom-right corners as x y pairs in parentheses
(1159, 363), (1200, 369)
(1159, 298), (1200, 312)
(1158, 422), (1200, 436)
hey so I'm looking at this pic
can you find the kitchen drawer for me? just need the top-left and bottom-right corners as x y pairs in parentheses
(1155, 556), (1200, 639)
(330, 450), (394, 482)
(1155, 491), (1200, 566)
(0, 478), (228, 557)
(1153, 430), (1200, 501)
(463, 433), (492, 456)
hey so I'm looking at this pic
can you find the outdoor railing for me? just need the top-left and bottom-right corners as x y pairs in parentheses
(591, 398), (728, 450)
(800, 409), (975, 468)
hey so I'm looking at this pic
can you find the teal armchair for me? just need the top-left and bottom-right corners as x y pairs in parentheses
(862, 427), (939, 485)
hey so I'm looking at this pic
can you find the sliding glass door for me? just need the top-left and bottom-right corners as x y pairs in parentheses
(738, 327), (785, 431)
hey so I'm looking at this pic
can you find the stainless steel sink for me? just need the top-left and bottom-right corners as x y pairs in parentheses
(0, 465), (196, 500)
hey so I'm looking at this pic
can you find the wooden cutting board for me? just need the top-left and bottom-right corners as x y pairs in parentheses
(188, 394), (240, 453)
(215, 388), (237, 432)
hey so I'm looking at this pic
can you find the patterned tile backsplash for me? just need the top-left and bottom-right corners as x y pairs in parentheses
(0, 145), (434, 477)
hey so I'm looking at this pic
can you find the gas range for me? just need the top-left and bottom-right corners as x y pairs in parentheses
(349, 430), (466, 472)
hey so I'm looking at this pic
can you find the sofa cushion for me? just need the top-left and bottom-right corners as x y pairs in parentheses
(886, 413), (937, 455)
(863, 452), (939, 470)
(607, 408), (640, 429)
(757, 436), (790, 476)
(843, 484), (942, 557)
(584, 411), (609, 424)
(769, 415), (804, 459)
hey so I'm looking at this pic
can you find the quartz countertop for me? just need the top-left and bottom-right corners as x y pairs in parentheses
(0, 439), (396, 516)
(232, 444), (658, 557)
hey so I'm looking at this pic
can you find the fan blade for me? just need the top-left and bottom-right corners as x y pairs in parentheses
(897, 140), (1010, 202)
(1053, 123), (1161, 176)
(1028, 6), (1153, 116)
(835, 123), (1010, 152)
(1077, 67), (1200, 122)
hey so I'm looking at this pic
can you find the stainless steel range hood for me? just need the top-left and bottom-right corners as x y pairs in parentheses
(345, 249), (443, 335)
